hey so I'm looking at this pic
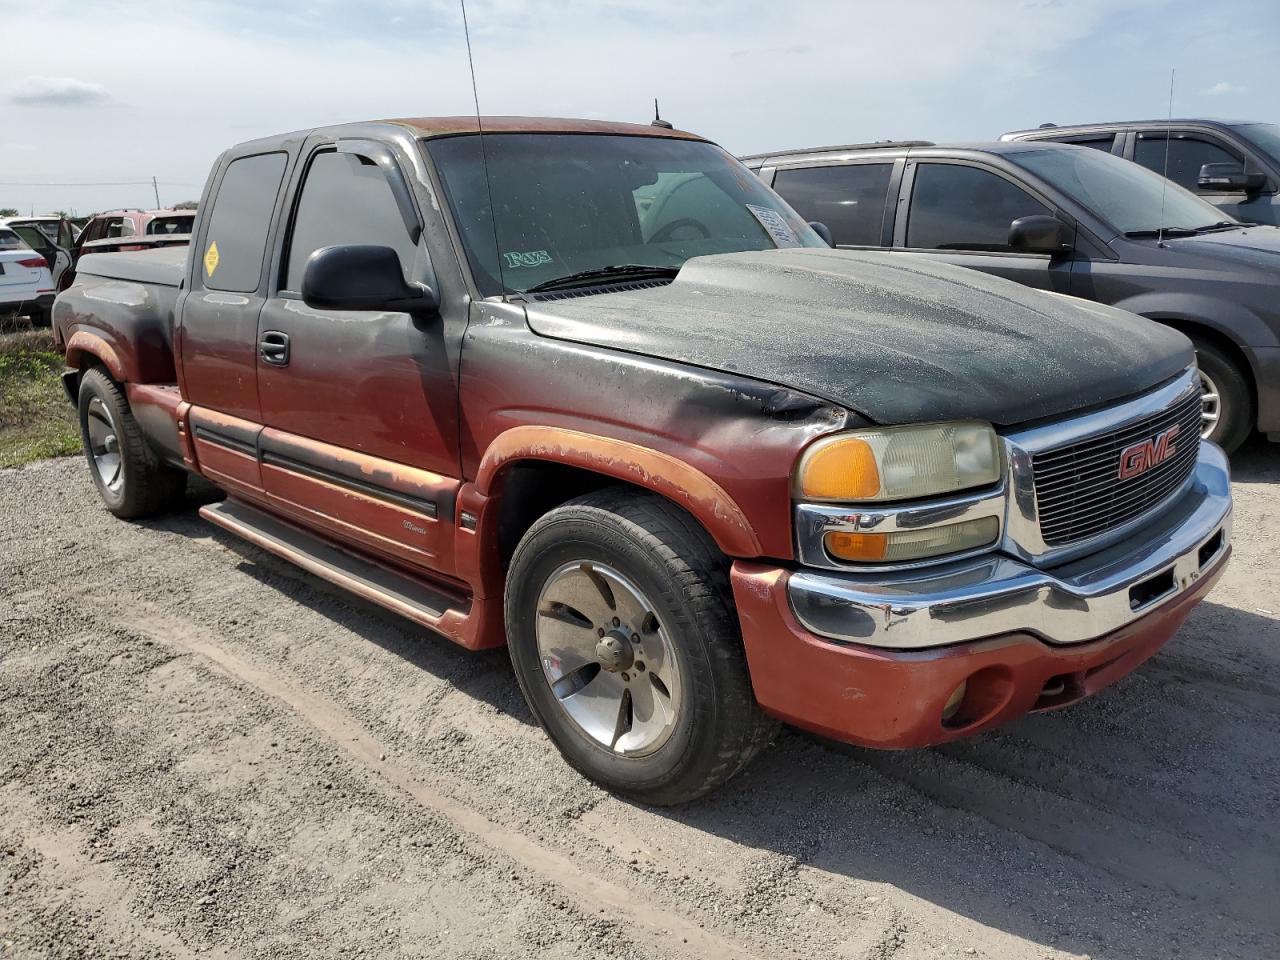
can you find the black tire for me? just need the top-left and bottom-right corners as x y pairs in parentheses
(77, 367), (186, 518)
(1191, 337), (1253, 454)
(505, 488), (775, 805)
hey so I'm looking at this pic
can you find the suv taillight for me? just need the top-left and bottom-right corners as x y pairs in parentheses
(17, 255), (48, 269)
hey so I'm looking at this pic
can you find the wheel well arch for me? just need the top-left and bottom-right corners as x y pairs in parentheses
(64, 331), (127, 383)
(1148, 315), (1257, 406)
(491, 460), (622, 568)
(474, 426), (763, 561)
(484, 456), (755, 574)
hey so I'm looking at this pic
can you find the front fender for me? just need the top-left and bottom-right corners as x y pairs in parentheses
(1114, 290), (1277, 349)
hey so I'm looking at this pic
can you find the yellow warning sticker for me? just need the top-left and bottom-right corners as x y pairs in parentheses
(204, 240), (220, 277)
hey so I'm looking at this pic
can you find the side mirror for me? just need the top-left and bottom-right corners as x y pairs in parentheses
(302, 244), (437, 314)
(808, 221), (834, 246)
(1008, 215), (1072, 255)
(1197, 162), (1266, 194)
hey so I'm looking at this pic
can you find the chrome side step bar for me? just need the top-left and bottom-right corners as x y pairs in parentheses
(199, 498), (468, 630)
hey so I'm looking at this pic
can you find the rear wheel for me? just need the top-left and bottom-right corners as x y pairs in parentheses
(505, 488), (775, 805)
(1191, 337), (1252, 453)
(77, 368), (186, 518)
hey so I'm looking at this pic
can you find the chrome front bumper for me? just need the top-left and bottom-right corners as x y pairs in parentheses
(788, 441), (1232, 650)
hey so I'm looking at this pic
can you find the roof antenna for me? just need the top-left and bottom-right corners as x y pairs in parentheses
(651, 98), (673, 130)
(459, 0), (508, 295)
(1157, 67), (1175, 248)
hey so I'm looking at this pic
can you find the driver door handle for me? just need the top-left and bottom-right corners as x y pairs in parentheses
(260, 331), (290, 367)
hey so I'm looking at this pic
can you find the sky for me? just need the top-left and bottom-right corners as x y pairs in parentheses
(0, 0), (1276, 215)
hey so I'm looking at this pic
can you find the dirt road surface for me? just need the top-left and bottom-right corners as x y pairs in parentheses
(2, 446), (1277, 960)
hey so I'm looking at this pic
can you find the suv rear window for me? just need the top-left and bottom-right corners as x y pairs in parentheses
(202, 152), (287, 292)
(146, 215), (195, 236)
(0, 228), (25, 250)
(772, 163), (893, 246)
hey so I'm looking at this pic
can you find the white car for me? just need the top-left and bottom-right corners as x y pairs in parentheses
(0, 226), (56, 325)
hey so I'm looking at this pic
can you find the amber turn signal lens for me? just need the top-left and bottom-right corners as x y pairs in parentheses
(823, 531), (888, 562)
(796, 437), (881, 500)
(824, 516), (1000, 564)
(794, 422), (1000, 503)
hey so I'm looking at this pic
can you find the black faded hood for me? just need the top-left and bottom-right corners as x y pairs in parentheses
(523, 249), (1193, 427)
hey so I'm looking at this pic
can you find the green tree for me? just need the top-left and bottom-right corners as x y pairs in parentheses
(0, 207), (19, 217)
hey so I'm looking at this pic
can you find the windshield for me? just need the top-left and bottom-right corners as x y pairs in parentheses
(1007, 145), (1235, 235)
(1231, 122), (1280, 164)
(0, 228), (27, 250)
(425, 133), (824, 296)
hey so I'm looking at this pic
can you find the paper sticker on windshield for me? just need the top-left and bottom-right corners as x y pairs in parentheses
(503, 249), (553, 269)
(745, 204), (801, 248)
(203, 240), (220, 277)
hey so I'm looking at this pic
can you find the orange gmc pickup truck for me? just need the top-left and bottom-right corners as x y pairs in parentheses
(52, 116), (1232, 803)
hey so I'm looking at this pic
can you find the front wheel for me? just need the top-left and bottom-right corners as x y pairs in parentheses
(1192, 338), (1253, 454)
(77, 368), (186, 518)
(504, 488), (775, 805)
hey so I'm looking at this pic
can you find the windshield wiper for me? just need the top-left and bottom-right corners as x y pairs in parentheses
(1192, 221), (1241, 233)
(1122, 227), (1198, 239)
(523, 264), (680, 294)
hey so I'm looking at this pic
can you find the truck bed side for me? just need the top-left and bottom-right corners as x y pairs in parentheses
(53, 246), (190, 467)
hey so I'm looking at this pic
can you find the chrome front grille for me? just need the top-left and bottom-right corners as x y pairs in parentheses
(1030, 386), (1202, 547)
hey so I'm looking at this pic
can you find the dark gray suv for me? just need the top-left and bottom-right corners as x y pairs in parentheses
(1000, 119), (1280, 227)
(745, 140), (1280, 452)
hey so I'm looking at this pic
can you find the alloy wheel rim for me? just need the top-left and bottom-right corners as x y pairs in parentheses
(1198, 370), (1221, 439)
(535, 560), (682, 757)
(85, 397), (124, 491)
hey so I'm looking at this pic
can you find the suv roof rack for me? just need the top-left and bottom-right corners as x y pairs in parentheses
(741, 140), (934, 162)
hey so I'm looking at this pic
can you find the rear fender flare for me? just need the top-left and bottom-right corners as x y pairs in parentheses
(65, 331), (128, 384)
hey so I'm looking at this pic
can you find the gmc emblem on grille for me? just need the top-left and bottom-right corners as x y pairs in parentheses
(1118, 425), (1181, 480)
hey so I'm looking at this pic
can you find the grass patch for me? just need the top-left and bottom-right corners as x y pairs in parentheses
(0, 329), (82, 468)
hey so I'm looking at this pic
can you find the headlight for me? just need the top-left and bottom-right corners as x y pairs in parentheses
(795, 422), (1002, 503)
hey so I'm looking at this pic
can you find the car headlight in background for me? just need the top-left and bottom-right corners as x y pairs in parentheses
(794, 422), (1002, 503)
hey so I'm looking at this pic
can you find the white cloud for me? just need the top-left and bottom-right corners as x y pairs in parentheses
(7, 76), (114, 107)
(1204, 81), (1246, 96)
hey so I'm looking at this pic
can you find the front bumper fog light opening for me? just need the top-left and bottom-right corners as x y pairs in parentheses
(941, 680), (967, 723)
(940, 666), (1016, 731)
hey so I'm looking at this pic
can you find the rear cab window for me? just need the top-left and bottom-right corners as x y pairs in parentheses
(147, 215), (195, 236)
(201, 152), (288, 292)
(771, 163), (894, 246)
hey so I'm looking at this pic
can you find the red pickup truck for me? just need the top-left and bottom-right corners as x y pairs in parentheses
(52, 116), (1232, 803)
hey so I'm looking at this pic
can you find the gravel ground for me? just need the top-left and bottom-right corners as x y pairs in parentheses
(1, 443), (1277, 960)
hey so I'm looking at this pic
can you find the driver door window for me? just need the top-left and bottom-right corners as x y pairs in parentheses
(901, 162), (1068, 293)
(906, 163), (1052, 252)
(283, 150), (418, 292)
(1133, 134), (1241, 194)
